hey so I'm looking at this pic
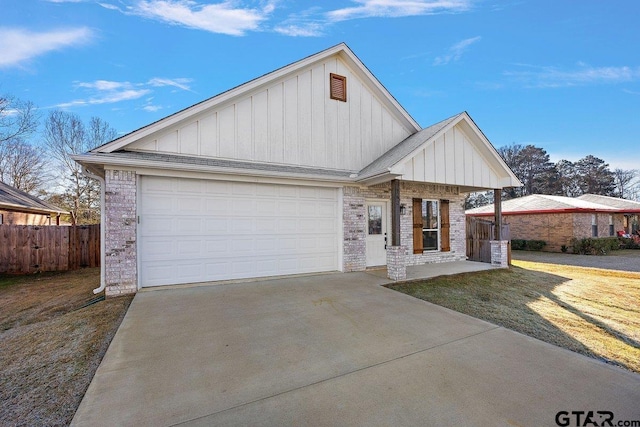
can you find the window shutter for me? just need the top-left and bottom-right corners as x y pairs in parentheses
(330, 73), (347, 102)
(413, 198), (423, 254)
(440, 200), (450, 252)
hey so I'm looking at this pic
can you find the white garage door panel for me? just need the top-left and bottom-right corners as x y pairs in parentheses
(139, 177), (339, 287)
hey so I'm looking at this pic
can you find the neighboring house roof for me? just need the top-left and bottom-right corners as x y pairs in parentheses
(0, 181), (67, 215)
(466, 194), (640, 216)
(577, 194), (640, 211)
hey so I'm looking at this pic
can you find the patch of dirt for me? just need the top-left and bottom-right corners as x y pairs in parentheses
(0, 269), (133, 426)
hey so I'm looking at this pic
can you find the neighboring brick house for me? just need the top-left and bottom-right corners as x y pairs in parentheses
(0, 181), (66, 226)
(466, 194), (640, 252)
(73, 43), (521, 296)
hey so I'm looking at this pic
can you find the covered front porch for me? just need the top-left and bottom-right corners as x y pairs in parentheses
(349, 112), (522, 282)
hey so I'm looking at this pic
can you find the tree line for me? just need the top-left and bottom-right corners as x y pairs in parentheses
(1, 93), (116, 224)
(467, 144), (639, 209)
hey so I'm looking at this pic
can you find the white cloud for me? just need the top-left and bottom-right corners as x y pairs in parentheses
(0, 27), (93, 68)
(274, 22), (325, 37)
(142, 104), (163, 112)
(433, 35), (481, 65)
(56, 77), (192, 109)
(128, 0), (275, 36)
(76, 80), (132, 91)
(98, 2), (122, 10)
(327, 0), (473, 22)
(505, 64), (640, 88)
(56, 89), (151, 108)
(148, 77), (193, 91)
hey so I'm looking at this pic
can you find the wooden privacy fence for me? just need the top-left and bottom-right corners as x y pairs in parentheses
(466, 217), (511, 264)
(0, 224), (100, 274)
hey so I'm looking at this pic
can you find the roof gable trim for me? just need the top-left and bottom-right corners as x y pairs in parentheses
(94, 43), (420, 154)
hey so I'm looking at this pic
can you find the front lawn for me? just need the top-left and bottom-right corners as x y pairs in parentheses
(0, 269), (133, 426)
(388, 259), (640, 373)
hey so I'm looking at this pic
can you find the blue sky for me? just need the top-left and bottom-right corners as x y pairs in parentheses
(2, 0), (639, 169)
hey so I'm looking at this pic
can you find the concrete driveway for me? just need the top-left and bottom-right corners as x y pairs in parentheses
(73, 272), (640, 426)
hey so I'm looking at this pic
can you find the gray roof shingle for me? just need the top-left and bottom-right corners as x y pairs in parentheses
(0, 181), (66, 214)
(102, 151), (355, 179)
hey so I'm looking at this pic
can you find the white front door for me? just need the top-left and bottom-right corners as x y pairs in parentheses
(365, 202), (387, 267)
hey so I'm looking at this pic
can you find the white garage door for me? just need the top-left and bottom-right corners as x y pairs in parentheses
(139, 176), (339, 287)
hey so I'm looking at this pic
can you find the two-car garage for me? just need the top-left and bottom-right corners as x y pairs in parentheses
(138, 176), (340, 287)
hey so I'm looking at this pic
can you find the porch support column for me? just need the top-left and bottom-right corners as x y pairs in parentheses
(494, 188), (502, 241)
(391, 179), (401, 246)
(491, 188), (508, 268)
(387, 179), (406, 281)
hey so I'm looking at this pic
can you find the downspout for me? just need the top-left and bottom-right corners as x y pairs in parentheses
(83, 168), (106, 295)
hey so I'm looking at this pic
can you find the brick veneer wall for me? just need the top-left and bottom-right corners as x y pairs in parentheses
(499, 212), (627, 253)
(104, 169), (137, 296)
(573, 212), (625, 239)
(401, 182), (466, 266)
(505, 213), (574, 252)
(342, 182), (465, 272)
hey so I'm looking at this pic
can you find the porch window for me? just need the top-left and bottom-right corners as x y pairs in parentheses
(412, 198), (450, 253)
(422, 200), (439, 250)
(368, 205), (382, 235)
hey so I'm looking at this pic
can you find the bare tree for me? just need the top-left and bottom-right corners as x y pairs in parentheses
(613, 168), (638, 199)
(0, 138), (48, 193)
(0, 94), (39, 144)
(43, 111), (117, 224)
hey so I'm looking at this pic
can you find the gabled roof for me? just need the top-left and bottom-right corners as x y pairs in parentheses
(92, 43), (420, 154)
(0, 181), (67, 215)
(357, 113), (461, 180)
(466, 194), (640, 216)
(577, 194), (640, 210)
(355, 111), (522, 189)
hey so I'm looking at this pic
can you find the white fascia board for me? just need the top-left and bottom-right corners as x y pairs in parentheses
(355, 171), (401, 186)
(73, 154), (355, 185)
(457, 113), (523, 187)
(337, 48), (420, 132)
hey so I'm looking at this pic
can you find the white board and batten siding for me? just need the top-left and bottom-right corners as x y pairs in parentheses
(138, 176), (340, 287)
(128, 56), (412, 172)
(397, 124), (501, 189)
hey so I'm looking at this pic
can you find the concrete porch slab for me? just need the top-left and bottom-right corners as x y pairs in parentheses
(366, 260), (494, 281)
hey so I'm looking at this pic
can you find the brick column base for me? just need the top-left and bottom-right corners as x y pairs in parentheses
(386, 246), (407, 281)
(490, 240), (509, 268)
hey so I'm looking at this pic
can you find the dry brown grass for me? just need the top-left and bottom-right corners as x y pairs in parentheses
(388, 260), (640, 373)
(0, 269), (132, 426)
